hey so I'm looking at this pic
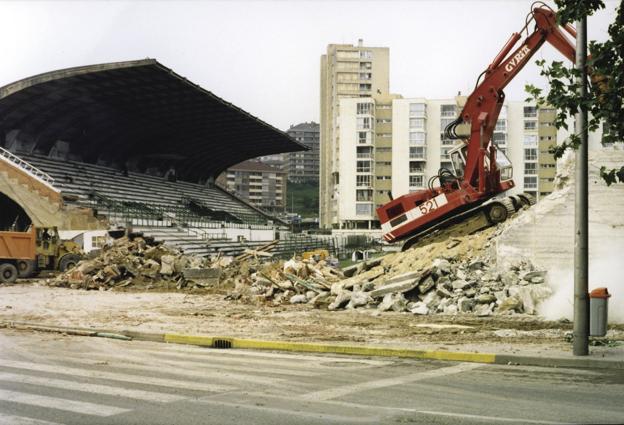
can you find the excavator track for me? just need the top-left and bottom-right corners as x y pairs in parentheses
(400, 193), (533, 252)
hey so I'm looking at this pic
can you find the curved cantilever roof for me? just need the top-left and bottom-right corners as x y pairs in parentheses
(0, 59), (306, 181)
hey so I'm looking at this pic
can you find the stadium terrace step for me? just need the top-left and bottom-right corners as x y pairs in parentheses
(16, 153), (278, 228)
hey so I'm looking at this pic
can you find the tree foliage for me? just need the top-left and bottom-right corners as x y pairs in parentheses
(525, 0), (624, 185)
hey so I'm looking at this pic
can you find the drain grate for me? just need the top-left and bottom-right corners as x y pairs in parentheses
(212, 339), (232, 349)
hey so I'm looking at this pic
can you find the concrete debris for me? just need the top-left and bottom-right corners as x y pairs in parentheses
(51, 236), (214, 290)
(48, 206), (555, 318)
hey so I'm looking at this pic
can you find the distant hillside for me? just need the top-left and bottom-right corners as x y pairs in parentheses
(286, 181), (318, 218)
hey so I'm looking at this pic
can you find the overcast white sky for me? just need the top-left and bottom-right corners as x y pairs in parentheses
(0, 0), (617, 131)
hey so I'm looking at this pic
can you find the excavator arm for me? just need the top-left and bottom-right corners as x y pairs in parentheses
(454, 2), (577, 192)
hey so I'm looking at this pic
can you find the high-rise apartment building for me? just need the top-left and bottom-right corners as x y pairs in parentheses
(326, 96), (568, 230)
(285, 122), (319, 183)
(217, 160), (286, 213)
(320, 40), (390, 229)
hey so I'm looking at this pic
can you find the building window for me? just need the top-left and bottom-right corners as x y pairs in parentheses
(356, 160), (372, 173)
(356, 175), (371, 187)
(440, 117), (455, 130)
(524, 134), (538, 145)
(356, 203), (373, 215)
(359, 50), (372, 59)
(441, 104), (456, 117)
(357, 117), (371, 130)
(493, 133), (506, 144)
(409, 132), (426, 145)
(524, 176), (538, 189)
(359, 83), (372, 91)
(357, 103), (373, 115)
(92, 235), (107, 249)
(409, 103), (426, 117)
(441, 147), (452, 160)
(524, 162), (537, 175)
(524, 148), (538, 161)
(409, 162), (424, 173)
(409, 146), (426, 159)
(524, 121), (537, 130)
(409, 118), (425, 129)
(358, 131), (372, 144)
(359, 72), (372, 80)
(495, 119), (507, 132)
(524, 106), (537, 118)
(357, 146), (373, 159)
(356, 189), (373, 201)
(409, 175), (424, 187)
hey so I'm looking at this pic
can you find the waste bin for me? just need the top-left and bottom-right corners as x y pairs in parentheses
(589, 287), (611, 337)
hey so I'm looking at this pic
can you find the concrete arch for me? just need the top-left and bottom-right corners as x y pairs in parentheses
(0, 191), (32, 231)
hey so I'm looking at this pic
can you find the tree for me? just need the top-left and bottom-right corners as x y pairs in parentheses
(525, 0), (624, 185)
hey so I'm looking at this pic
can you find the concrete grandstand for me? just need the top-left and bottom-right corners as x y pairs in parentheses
(0, 59), (314, 256)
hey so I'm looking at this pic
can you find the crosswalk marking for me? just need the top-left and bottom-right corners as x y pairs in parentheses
(0, 372), (186, 403)
(0, 413), (63, 425)
(128, 347), (385, 372)
(42, 354), (289, 387)
(0, 359), (234, 393)
(0, 389), (130, 417)
(53, 350), (319, 378)
(299, 362), (482, 401)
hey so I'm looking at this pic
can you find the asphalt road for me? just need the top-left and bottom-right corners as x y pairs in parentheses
(0, 330), (622, 425)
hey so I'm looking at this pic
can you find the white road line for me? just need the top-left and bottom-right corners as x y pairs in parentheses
(43, 354), (289, 387)
(0, 360), (234, 393)
(198, 391), (577, 425)
(59, 351), (319, 378)
(196, 398), (378, 423)
(126, 347), (386, 372)
(299, 362), (482, 401)
(0, 389), (130, 417)
(0, 372), (185, 403)
(416, 410), (576, 425)
(0, 413), (63, 425)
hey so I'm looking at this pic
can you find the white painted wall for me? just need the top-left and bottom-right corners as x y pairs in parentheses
(58, 230), (110, 253)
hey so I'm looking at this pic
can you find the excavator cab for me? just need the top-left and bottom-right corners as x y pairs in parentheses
(449, 144), (467, 178)
(450, 142), (513, 182)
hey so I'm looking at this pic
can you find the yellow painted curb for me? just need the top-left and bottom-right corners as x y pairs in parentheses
(163, 333), (496, 364)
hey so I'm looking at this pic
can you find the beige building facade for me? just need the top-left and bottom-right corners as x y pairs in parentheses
(325, 94), (601, 230)
(320, 40), (390, 229)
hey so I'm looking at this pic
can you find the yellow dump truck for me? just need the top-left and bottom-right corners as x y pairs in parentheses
(0, 226), (82, 283)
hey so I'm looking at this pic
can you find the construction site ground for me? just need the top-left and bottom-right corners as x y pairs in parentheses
(2, 282), (623, 358)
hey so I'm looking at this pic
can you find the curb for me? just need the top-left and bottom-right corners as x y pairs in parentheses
(2, 321), (622, 370)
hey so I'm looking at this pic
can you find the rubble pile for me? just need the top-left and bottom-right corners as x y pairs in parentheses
(327, 254), (551, 317)
(50, 237), (219, 290)
(48, 213), (553, 317)
(222, 257), (345, 306)
(266, 223), (552, 316)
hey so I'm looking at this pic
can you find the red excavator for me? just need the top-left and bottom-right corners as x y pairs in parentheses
(377, 2), (579, 250)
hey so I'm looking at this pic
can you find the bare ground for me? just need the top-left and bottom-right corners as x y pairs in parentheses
(2, 282), (622, 355)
